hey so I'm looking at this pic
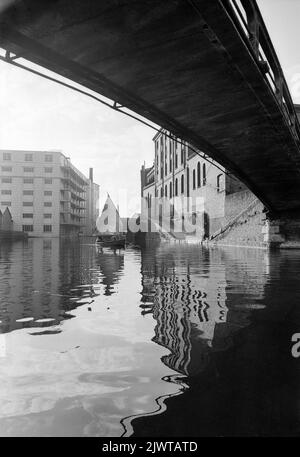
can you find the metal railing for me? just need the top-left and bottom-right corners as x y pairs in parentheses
(222, 0), (300, 146)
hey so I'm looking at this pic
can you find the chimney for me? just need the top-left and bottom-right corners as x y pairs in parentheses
(89, 168), (93, 182)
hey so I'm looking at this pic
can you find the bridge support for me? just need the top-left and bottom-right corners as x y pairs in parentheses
(262, 212), (300, 249)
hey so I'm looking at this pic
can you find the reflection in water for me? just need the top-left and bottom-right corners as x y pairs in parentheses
(97, 247), (124, 296)
(0, 240), (300, 436)
(0, 240), (124, 333)
(131, 247), (300, 437)
(140, 247), (229, 376)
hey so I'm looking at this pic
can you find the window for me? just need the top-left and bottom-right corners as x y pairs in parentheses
(165, 184), (167, 197)
(2, 177), (12, 183)
(217, 174), (224, 192)
(22, 225), (33, 232)
(23, 190), (34, 195)
(197, 162), (201, 188)
(2, 166), (12, 172)
(44, 178), (52, 184)
(45, 154), (53, 162)
(44, 213), (52, 219)
(181, 174), (184, 194)
(23, 178), (33, 184)
(202, 163), (206, 186)
(181, 146), (184, 164)
(23, 167), (34, 172)
(44, 202), (52, 207)
(170, 182), (172, 198)
(160, 187), (164, 198)
(1, 201), (11, 206)
(3, 152), (11, 161)
(23, 202), (33, 206)
(175, 178), (178, 196)
(44, 191), (52, 196)
(175, 153), (178, 169)
(23, 214), (33, 218)
(25, 153), (33, 161)
(43, 225), (52, 232)
(44, 167), (52, 173)
(1, 190), (11, 195)
(193, 169), (196, 190)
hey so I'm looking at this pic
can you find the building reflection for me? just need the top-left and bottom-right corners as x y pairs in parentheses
(0, 239), (124, 333)
(96, 247), (124, 296)
(140, 245), (229, 376)
(130, 246), (300, 437)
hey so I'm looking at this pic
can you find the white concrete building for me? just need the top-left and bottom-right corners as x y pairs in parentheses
(0, 149), (99, 237)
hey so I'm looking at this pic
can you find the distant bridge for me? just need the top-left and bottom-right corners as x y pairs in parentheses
(1, 0), (300, 213)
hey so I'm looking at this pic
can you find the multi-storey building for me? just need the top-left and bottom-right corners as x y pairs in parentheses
(141, 129), (246, 239)
(0, 149), (99, 237)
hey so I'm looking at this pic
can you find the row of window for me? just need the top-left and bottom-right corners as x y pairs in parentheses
(192, 163), (206, 190)
(155, 135), (188, 179)
(1, 166), (53, 173)
(3, 152), (53, 162)
(156, 163), (208, 198)
(158, 174), (185, 198)
(22, 225), (52, 232)
(1, 190), (52, 196)
(154, 169), (224, 199)
(1, 178), (53, 184)
(1, 202), (53, 207)
(23, 214), (52, 219)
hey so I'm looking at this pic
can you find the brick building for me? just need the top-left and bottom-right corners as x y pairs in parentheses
(141, 129), (246, 239)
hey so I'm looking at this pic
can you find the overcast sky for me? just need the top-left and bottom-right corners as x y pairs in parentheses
(0, 0), (299, 215)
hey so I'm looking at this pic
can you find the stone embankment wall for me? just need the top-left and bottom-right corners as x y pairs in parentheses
(224, 190), (259, 224)
(212, 190), (265, 247)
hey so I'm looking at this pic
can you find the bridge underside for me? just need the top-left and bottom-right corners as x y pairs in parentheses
(1, 0), (300, 213)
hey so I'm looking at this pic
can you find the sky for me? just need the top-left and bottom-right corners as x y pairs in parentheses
(0, 0), (299, 215)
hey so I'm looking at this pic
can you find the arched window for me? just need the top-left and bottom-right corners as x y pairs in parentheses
(217, 174), (223, 192)
(165, 184), (168, 197)
(202, 163), (206, 186)
(175, 178), (178, 196)
(181, 174), (184, 194)
(170, 182), (173, 198)
(193, 169), (196, 190)
(197, 162), (201, 187)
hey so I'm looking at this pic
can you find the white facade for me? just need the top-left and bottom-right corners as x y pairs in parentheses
(0, 149), (99, 237)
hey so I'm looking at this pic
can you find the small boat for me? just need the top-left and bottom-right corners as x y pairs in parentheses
(96, 233), (126, 248)
(95, 194), (126, 248)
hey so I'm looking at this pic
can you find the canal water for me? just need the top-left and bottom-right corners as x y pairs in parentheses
(0, 238), (300, 437)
